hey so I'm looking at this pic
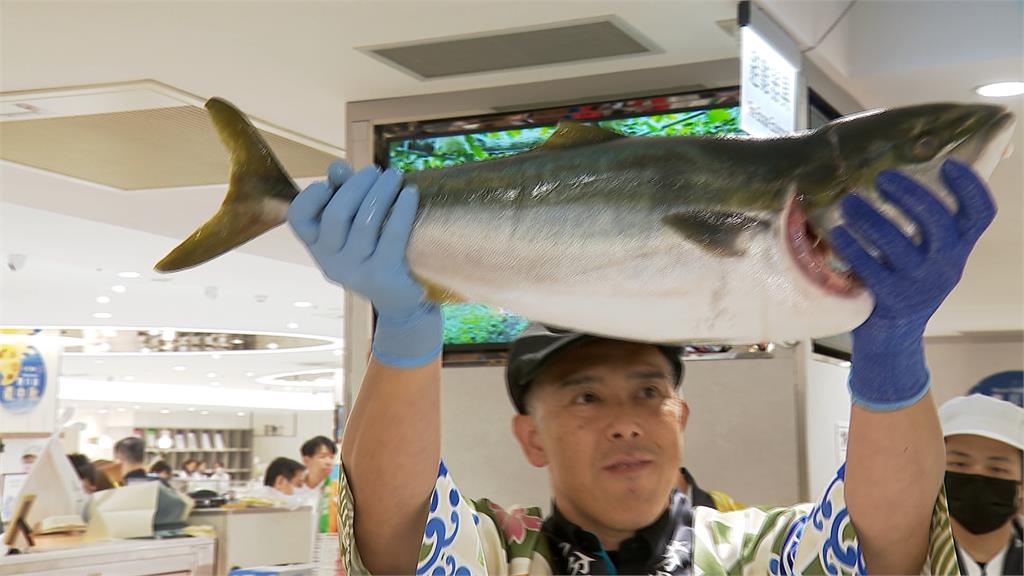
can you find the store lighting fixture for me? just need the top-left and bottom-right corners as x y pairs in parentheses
(237, 411), (246, 417)
(206, 372), (217, 378)
(133, 405), (142, 409)
(96, 296), (111, 304)
(157, 434), (173, 449)
(286, 322), (299, 329)
(266, 342), (279, 350)
(976, 81), (1024, 97)
(92, 312), (112, 319)
(117, 271), (141, 279)
(172, 366), (187, 371)
(116, 407), (126, 413)
(111, 285), (127, 293)
(292, 301), (313, 308)
(244, 372), (255, 377)
(187, 407), (196, 412)
(231, 339), (245, 345)
(159, 409), (171, 414)
(199, 410), (210, 415)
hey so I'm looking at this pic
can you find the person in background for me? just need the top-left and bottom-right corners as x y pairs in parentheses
(257, 457), (306, 506)
(177, 458), (199, 479)
(149, 460), (173, 483)
(68, 453), (97, 494)
(20, 450), (37, 473)
(297, 435), (340, 534)
(113, 436), (152, 484)
(676, 467), (744, 512)
(90, 459), (120, 490)
(210, 461), (231, 493)
(194, 460), (209, 477)
(940, 394), (1023, 576)
(299, 435), (336, 493)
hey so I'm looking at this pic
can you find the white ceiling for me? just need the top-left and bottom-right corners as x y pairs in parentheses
(0, 1), (1021, 413)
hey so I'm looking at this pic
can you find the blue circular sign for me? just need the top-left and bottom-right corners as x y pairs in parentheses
(969, 370), (1023, 407)
(0, 345), (47, 414)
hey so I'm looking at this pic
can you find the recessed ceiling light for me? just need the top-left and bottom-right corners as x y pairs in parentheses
(111, 285), (127, 294)
(976, 81), (1024, 97)
(292, 301), (313, 308)
(200, 410), (210, 415)
(92, 312), (112, 319)
(209, 381), (222, 386)
(206, 372), (217, 378)
(286, 322), (299, 329)
(115, 407), (126, 412)
(97, 409), (108, 414)
(237, 411), (246, 417)
(172, 366), (187, 372)
(187, 407), (196, 412)
(124, 375), (135, 381)
(159, 409), (171, 414)
(244, 372), (255, 377)
(96, 296), (111, 304)
(117, 271), (141, 278)
(133, 405), (142, 410)
(266, 342), (279, 350)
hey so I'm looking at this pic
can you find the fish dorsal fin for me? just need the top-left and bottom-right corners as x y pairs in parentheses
(662, 210), (768, 257)
(539, 121), (624, 150)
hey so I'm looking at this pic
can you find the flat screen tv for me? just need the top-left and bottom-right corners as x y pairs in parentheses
(374, 87), (744, 354)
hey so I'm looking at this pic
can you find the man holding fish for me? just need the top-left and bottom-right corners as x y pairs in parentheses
(158, 98), (1016, 574)
(284, 154), (990, 574)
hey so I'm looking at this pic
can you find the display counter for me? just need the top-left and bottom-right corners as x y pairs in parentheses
(0, 534), (215, 575)
(187, 506), (314, 575)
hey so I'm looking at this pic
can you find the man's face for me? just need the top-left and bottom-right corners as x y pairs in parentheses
(304, 445), (334, 476)
(513, 340), (688, 538)
(946, 434), (1023, 511)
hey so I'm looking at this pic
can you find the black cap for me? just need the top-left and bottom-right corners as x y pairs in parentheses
(506, 324), (685, 414)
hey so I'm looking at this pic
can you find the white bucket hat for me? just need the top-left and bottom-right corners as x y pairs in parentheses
(939, 394), (1024, 451)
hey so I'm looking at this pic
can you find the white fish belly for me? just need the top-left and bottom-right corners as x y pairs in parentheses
(408, 203), (872, 343)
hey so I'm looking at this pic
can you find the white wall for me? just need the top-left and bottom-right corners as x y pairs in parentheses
(252, 410), (336, 474)
(924, 335), (1024, 406)
(803, 355), (852, 500)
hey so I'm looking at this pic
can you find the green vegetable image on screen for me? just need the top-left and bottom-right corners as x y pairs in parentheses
(387, 107), (741, 346)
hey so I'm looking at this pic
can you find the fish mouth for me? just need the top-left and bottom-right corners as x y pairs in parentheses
(952, 109), (1016, 179)
(784, 191), (863, 297)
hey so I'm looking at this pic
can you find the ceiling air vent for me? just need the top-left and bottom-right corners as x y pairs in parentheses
(361, 16), (659, 79)
(0, 80), (343, 191)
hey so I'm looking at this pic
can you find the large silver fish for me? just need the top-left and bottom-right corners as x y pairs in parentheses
(155, 98), (1015, 342)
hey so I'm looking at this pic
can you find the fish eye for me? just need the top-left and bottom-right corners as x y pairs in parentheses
(912, 135), (941, 160)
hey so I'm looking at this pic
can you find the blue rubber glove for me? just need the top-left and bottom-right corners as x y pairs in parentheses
(287, 161), (442, 368)
(831, 160), (996, 411)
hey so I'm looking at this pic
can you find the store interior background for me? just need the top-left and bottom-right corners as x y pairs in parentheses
(1, 0), (1022, 510)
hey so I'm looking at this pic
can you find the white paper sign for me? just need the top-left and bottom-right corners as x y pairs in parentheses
(741, 25), (800, 137)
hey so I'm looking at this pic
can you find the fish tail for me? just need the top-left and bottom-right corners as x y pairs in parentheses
(154, 97), (299, 272)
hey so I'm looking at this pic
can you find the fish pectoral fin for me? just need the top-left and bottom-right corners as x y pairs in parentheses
(662, 210), (768, 257)
(416, 276), (465, 304)
(538, 121), (624, 150)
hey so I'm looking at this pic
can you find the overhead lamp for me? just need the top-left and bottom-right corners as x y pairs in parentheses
(111, 285), (127, 293)
(96, 296), (111, 304)
(117, 271), (141, 279)
(292, 301), (313, 308)
(976, 81), (1024, 97)
(92, 312), (112, 319)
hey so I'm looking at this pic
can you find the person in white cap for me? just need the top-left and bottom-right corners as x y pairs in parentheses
(941, 394), (1024, 576)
